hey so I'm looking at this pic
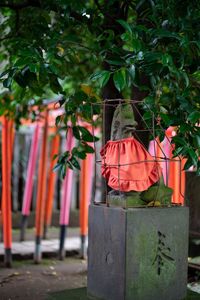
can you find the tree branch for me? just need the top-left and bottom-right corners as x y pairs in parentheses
(0, 33), (16, 42)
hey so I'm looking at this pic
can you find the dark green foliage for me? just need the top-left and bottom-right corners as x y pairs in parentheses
(0, 0), (199, 174)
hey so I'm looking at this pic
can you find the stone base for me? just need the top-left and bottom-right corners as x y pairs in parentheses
(88, 205), (189, 300)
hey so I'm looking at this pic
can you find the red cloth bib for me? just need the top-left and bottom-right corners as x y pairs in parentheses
(100, 137), (162, 192)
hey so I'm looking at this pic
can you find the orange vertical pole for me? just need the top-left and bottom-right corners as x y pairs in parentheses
(8, 120), (15, 163)
(179, 158), (186, 204)
(43, 133), (60, 238)
(0, 211), (3, 242)
(58, 128), (75, 260)
(20, 123), (40, 241)
(34, 110), (49, 263)
(79, 151), (94, 258)
(1, 117), (12, 267)
(167, 127), (185, 205)
(168, 157), (186, 204)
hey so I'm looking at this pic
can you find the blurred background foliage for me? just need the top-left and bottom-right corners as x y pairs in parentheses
(0, 0), (199, 174)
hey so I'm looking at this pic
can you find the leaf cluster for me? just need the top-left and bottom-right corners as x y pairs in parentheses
(0, 0), (199, 174)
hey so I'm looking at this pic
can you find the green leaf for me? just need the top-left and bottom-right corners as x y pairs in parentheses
(49, 74), (62, 93)
(3, 77), (12, 88)
(55, 115), (62, 126)
(83, 142), (95, 153)
(105, 59), (124, 66)
(195, 135), (200, 148)
(172, 136), (187, 146)
(152, 29), (181, 40)
(60, 164), (67, 179)
(117, 19), (132, 34)
(74, 91), (88, 102)
(113, 69), (126, 92)
(72, 148), (87, 159)
(143, 111), (152, 120)
(173, 146), (184, 156)
(181, 71), (189, 88)
(183, 158), (193, 171)
(53, 163), (62, 172)
(67, 160), (74, 170)
(29, 64), (40, 73)
(90, 71), (103, 81)
(98, 71), (110, 88)
(187, 111), (200, 123)
(0, 69), (10, 79)
(13, 71), (27, 88)
(188, 148), (198, 166)
(72, 126), (81, 140)
(78, 126), (98, 142)
(192, 70), (200, 81)
(160, 113), (171, 126)
(69, 156), (80, 170)
(90, 70), (110, 88)
(125, 70), (131, 87)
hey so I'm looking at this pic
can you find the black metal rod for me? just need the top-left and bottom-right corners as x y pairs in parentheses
(80, 234), (87, 259)
(20, 214), (28, 242)
(34, 235), (42, 264)
(4, 248), (12, 268)
(43, 224), (48, 240)
(58, 225), (67, 260)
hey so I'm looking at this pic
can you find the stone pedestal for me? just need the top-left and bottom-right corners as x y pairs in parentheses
(88, 205), (189, 300)
(185, 171), (200, 234)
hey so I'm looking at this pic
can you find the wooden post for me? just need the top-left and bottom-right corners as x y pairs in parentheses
(43, 133), (60, 239)
(166, 127), (185, 205)
(34, 111), (49, 263)
(20, 123), (40, 241)
(79, 151), (94, 259)
(58, 128), (75, 259)
(12, 132), (20, 212)
(1, 117), (13, 267)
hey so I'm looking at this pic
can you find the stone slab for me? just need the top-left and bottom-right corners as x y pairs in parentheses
(0, 236), (85, 257)
(88, 205), (189, 300)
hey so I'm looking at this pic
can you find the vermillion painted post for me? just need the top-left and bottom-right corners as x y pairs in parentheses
(79, 151), (94, 259)
(58, 128), (75, 260)
(12, 132), (20, 212)
(20, 123), (40, 241)
(148, 129), (173, 185)
(0, 211), (3, 242)
(161, 128), (173, 185)
(168, 158), (185, 204)
(166, 127), (185, 205)
(43, 133), (60, 239)
(34, 111), (49, 263)
(1, 117), (13, 267)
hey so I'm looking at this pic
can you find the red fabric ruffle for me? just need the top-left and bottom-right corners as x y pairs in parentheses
(100, 137), (162, 192)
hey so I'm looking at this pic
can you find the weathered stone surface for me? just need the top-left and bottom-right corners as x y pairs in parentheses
(88, 205), (189, 300)
(185, 171), (200, 234)
(88, 205), (126, 300)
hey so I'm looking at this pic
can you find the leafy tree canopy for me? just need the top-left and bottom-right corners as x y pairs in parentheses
(0, 0), (200, 174)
